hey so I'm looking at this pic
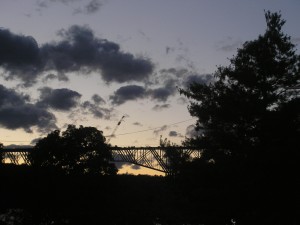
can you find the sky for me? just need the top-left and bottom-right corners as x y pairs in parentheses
(1, 0), (300, 175)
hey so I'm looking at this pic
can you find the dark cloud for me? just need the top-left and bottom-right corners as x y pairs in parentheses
(80, 94), (112, 119)
(152, 104), (170, 111)
(3, 144), (34, 149)
(105, 68), (214, 105)
(130, 164), (141, 170)
(0, 84), (57, 133)
(36, 0), (104, 15)
(110, 85), (146, 105)
(183, 74), (214, 87)
(147, 72), (180, 102)
(54, 25), (153, 83)
(153, 125), (168, 136)
(216, 37), (242, 52)
(148, 87), (174, 102)
(114, 162), (127, 170)
(173, 40), (195, 70)
(159, 68), (214, 90)
(169, 130), (184, 138)
(0, 85), (30, 106)
(169, 131), (178, 137)
(30, 138), (42, 145)
(176, 97), (188, 105)
(137, 29), (151, 42)
(0, 105), (56, 133)
(81, 100), (112, 119)
(185, 124), (203, 138)
(0, 28), (41, 86)
(86, 0), (103, 13)
(114, 162), (141, 171)
(91, 94), (106, 105)
(42, 73), (69, 82)
(75, 0), (104, 14)
(43, 73), (56, 81)
(292, 37), (300, 44)
(0, 26), (154, 85)
(109, 80), (177, 105)
(37, 87), (81, 111)
(165, 46), (175, 55)
(159, 68), (188, 78)
(163, 39), (195, 69)
(36, 0), (48, 9)
(109, 68), (195, 105)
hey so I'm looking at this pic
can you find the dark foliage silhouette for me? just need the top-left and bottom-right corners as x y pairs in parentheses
(179, 11), (300, 224)
(160, 136), (190, 176)
(28, 124), (117, 175)
(180, 11), (299, 162)
(0, 143), (3, 165)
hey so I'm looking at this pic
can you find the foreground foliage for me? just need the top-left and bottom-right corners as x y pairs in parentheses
(180, 11), (299, 161)
(28, 124), (117, 175)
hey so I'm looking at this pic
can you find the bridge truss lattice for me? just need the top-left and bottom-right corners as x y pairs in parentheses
(1, 147), (202, 173)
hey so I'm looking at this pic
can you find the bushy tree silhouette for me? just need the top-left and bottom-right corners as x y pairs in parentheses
(179, 11), (300, 224)
(160, 136), (190, 176)
(28, 124), (117, 175)
(180, 11), (300, 163)
(0, 143), (3, 165)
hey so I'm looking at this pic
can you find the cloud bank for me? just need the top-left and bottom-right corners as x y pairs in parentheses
(0, 84), (57, 133)
(109, 68), (214, 106)
(37, 87), (82, 111)
(0, 26), (154, 86)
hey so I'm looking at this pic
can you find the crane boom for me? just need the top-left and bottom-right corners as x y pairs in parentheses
(106, 115), (126, 144)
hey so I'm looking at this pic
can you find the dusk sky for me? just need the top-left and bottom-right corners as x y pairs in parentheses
(1, 0), (300, 175)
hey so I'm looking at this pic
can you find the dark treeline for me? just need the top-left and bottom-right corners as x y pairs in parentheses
(0, 162), (298, 225)
(0, 165), (208, 225)
(1, 11), (300, 225)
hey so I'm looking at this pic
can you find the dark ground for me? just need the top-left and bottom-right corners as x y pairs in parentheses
(0, 164), (299, 225)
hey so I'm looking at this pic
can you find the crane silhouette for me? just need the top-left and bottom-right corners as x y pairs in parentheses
(106, 115), (126, 144)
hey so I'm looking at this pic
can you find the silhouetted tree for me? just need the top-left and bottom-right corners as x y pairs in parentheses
(179, 11), (300, 224)
(160, 136), (190, 176)
(0, 143), (3, 165)
(180, 11), (300, 163)
(28, 124), (117, 175)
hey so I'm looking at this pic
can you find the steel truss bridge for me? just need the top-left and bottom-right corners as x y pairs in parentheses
(1, 147), (201, 173)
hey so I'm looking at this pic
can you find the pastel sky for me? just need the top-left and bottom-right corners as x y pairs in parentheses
(1, 0), (300, 175)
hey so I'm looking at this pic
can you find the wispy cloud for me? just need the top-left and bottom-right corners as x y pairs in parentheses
(215, 36), (243, 52)
(152, 104), (170, 111)
(153, 125), (168, 136)
(133, 122), (143, 126)
(168, 130), (184, 138)
(36, 0), (106, 15)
